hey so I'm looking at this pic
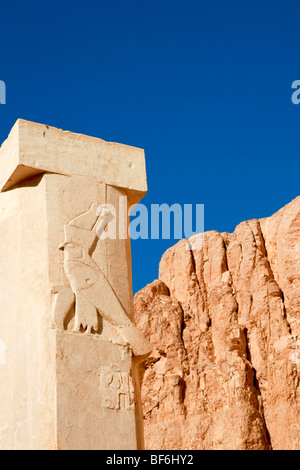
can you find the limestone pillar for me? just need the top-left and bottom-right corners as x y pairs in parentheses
(0, 119), (151, 450)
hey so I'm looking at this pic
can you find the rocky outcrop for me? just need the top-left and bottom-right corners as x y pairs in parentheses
(134, 197), (300, 450)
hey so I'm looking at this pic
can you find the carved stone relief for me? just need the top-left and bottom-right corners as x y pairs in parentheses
(99, 367), (135, 411)
(51, 203), (152, 358)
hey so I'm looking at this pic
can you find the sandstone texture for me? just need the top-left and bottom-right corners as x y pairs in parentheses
(134, 197), (300, 450)
(0, 120), (150, 450)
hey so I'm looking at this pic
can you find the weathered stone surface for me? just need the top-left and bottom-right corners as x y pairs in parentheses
(0, 119), (147, 194)
(0, 120), (151, 450)
(134, 197), (300, 450)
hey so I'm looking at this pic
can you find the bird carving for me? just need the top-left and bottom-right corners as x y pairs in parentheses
(51, 203), (152, 358)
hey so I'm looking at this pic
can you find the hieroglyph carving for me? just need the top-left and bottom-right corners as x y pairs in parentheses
(51, 203), (152, 358)
(99, 368), (135, 411)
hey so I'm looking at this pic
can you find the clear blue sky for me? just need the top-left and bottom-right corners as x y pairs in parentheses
(0, 1), (299, 293)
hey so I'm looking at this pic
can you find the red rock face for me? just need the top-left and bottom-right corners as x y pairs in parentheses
(134, 197), (300, 450)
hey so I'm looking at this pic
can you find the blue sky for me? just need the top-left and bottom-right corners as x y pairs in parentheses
(0, 1), (299, 293)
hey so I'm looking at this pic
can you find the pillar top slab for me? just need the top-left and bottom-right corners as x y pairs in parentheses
(0, 119), (148, 193)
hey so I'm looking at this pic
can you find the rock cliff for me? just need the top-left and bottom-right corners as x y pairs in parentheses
(134, 197), (300, 450)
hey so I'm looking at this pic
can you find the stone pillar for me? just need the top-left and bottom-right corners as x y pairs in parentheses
(0, 119), (151, 450)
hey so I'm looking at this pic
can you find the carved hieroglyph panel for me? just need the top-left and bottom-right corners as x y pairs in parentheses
(99, 367), (135, 411)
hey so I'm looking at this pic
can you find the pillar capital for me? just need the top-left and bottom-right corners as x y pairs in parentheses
(0, 119), (147, 194)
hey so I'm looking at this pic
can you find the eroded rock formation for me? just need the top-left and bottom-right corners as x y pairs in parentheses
(134, 197), (300, 450)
